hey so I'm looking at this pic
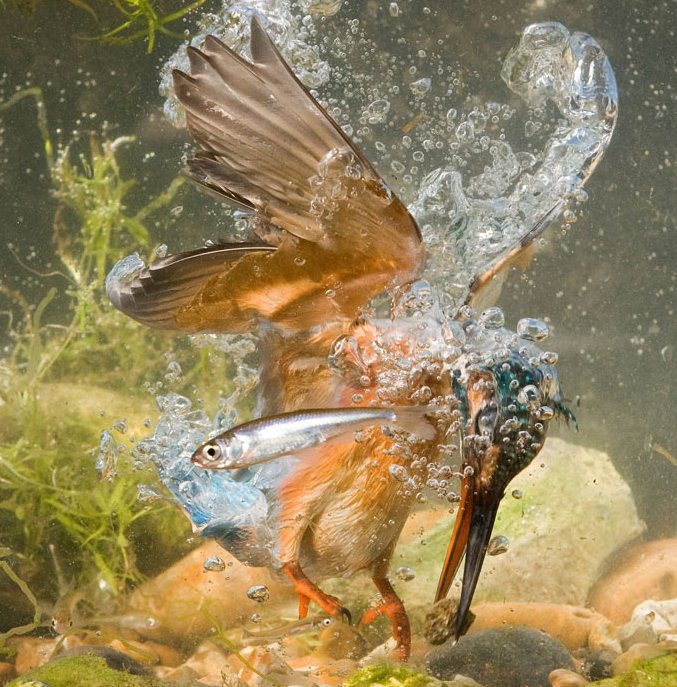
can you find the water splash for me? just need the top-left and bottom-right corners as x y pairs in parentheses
(159, 0), (330, 126)
(412, 22), (618, 308)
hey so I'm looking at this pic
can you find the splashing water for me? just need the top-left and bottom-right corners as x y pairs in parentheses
(109, 9), (616, 536)
(412, 22), (618, 307)
(159, 0), (331, 126)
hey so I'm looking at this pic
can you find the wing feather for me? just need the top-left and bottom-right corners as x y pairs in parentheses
(109, 18), (423, 333)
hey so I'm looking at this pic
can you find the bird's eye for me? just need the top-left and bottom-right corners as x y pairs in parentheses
(203, 443), (221, 461)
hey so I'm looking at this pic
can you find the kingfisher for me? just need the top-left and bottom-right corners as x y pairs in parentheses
(107, 19), (613, 660)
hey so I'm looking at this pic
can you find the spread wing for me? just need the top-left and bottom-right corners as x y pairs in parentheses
(107, 18), (423, 333)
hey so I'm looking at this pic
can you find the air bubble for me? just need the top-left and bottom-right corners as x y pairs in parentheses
(247, 585), (270, 603)
(479, 307), (505, 329)
(517, 318), (550, 342)
(410, 77), (431, 97)
(364, 99), (390, 124)
(203, 556), (226, 572)
(389, 464), (409, 482)
(395, 566), (416, 581)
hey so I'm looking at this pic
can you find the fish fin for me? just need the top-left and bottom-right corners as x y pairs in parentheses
(106, 243), (276, 331)
(393, 406), (437, 440)
(151, 18), (423, 333)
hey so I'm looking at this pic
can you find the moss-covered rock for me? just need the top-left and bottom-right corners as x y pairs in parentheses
(342, 662), (446, 687)
(591, 654), (677, 687)
(7, 654), (163, 687)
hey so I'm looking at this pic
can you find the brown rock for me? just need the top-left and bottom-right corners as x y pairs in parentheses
(10, 635), (83, 675)
(611, 639), (677, 675)
(235, 646), (320, 687)
(182, 640), (231, 677)
(548, 668), (589, 686)
(587, 539), (677, 624)
(468, 602), (619, 653)
(126, 541), (295, 645)
(0, 662), (16, 686)
(287, 656), (357, 686)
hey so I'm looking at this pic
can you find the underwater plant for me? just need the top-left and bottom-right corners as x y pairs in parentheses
(0, 87), (198, 647)
(0, 0), (206, 52)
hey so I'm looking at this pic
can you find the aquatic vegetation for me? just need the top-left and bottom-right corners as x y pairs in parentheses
(0, 87), (196, 643)
(343, 663), (446, 687)
(1, 0), (207, 52)
(85, 0), (208, 53)
(7, 653), (166, 687)
(592, 654), (677, 687)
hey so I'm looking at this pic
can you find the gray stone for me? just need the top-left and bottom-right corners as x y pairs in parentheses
(425, 626), (577, 687)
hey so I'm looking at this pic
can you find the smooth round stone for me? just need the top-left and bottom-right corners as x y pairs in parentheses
(425, 627), (577, 687)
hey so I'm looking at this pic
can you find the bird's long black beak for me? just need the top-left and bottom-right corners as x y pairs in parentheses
(434, 445), (502, 641)
(435, 368), (504, 642)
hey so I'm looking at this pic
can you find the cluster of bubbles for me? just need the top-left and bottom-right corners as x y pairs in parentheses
(411, 22), (618, 307)
(326, 280), (561, 506)
(157, 4), (617, 314)
(108, 6), (617, 578)
(159, 0), (331, 126)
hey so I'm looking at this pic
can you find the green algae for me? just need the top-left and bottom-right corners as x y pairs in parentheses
(0, 0), (206, 52)
(592, 654), (677, 687)
(7, 654), (165, 687)
(343, 663), (445, 687)
(0, 88), (197, 651)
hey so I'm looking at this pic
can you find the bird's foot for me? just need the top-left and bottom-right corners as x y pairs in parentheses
(282, 561), (352, 624)
(359, 577), (411, 661)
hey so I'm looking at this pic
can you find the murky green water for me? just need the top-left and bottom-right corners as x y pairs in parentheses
(0, 1), (674, 685)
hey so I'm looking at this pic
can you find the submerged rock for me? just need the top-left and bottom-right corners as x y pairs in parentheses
(426, 627), (577, 687)
(587, 540), (677, 625)
(342, 662), (450, 687)
(330, 438), (643, 617)
(548, 669), (590, 686)
(592, 653), (677, 687)
(466, 602), (619, 654)
(6, 653), (167, 687)
(125, 541), (294, 645)
(617, 599), (677, 649)
(610, 641), (677, 677)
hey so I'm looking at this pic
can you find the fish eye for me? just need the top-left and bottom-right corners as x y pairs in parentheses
(202, 443), (221, 461)
(321, 618), (332, 627)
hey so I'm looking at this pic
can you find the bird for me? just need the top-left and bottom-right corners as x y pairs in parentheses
(107, 18), (586, 660)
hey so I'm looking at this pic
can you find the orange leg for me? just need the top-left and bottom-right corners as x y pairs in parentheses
(359, 576), (411, 661)
(282, 561), (352, 623)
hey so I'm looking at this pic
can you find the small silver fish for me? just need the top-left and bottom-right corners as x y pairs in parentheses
(240, 615), (336, 646)
(192, 405), (436, 469)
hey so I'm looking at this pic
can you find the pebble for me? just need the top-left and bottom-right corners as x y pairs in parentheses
(617, 599), (677, 649)
(10, 636), (82, 675)
(611, 639), (677, 676)
(468, 602), (620, 653)
(426, 626), (577, 687)
(125, 541), (292, 644)
(548, 668), (590, 686)
(587, 539), (677, 624)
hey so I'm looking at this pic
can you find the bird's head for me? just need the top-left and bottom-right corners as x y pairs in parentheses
(435, 353), (574, 640)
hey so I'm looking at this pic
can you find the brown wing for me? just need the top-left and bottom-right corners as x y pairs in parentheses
(108, 18), (423, 333)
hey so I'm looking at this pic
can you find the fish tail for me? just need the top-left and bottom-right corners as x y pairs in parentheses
(393, 406), (437, 440)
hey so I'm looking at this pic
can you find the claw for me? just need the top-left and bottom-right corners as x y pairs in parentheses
(359, 577), (411, 661)
(282, 561), (352, 622)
